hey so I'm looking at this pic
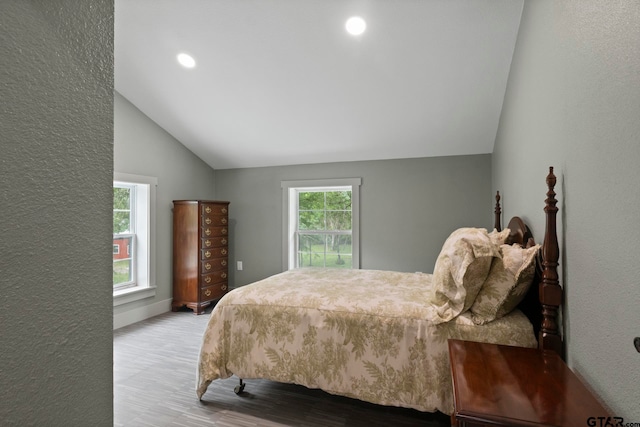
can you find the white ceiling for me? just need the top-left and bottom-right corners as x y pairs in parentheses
(115, 0), (523, 170)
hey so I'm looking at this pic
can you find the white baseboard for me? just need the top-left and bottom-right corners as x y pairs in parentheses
(113, 298), (172, 330)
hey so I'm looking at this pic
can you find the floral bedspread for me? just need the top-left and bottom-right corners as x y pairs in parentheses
(196, 268), (537, 414)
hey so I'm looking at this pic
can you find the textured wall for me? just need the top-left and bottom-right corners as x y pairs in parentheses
(113, 92), (217, 315)
(215, 155), (492, 288)
(0, 1), (114, 425)
(493, 0), (640, 418)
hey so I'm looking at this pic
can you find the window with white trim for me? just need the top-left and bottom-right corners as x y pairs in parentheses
(282, 178), (361, 271)
(113, 173), (157, 305)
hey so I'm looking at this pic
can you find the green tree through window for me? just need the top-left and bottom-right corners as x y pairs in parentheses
(113, 187), (131, 233)
(297, 190), (352, 268)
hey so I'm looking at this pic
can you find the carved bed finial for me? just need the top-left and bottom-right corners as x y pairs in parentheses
(540, 166), (563, 356)
(494, 191), (502, 231)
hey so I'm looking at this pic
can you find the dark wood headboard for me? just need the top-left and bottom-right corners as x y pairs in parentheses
(494, 167), (563, 358)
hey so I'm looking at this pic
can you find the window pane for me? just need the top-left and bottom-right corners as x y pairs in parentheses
(299, 192), (324, 210)
(326, 191), (351, 210)
(114, 186), (132, 234)
(113, 236), (133, 286)
(113, 187), (130, 210)
(113, 259), (132, 286)
(296, 233), (353, 268)
(297, 234), (326, 267)
(326, 235), (352, 268)
(326, 211), (351, 231)
(299, 210), (324, 230)
(113, 211), (131, 234)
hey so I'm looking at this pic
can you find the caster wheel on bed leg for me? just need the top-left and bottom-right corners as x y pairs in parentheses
(234, 379), (245, 395)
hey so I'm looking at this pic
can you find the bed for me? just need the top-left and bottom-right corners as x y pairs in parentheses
(196, 167), (562, 415)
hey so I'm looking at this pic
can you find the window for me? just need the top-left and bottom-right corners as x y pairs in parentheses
(113, 183), (135, 289)
(297, 189), (352, 268)
(282, 178), (361, 271)
(113, 173), (157, 305)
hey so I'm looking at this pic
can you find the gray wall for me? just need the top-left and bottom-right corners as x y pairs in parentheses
(493, 0), (640, 418)
(0, 1), (114, 425)
(114, 92), (217, 319)
(215, 155), (492, 288)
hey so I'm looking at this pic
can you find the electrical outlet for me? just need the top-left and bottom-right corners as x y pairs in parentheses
(237, 261), (243, 271)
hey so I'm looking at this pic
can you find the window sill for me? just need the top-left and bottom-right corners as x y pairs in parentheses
(113, 285), (156, 307)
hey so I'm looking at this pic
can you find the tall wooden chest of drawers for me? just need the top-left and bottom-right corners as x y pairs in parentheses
(172, 200), (230, 314)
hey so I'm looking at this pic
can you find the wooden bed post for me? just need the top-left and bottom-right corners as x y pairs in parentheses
(494, 191), (502, 231)
(540, 167), (563, 356)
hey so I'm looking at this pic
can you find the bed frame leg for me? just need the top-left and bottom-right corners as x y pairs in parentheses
(234, 378), (245, 395)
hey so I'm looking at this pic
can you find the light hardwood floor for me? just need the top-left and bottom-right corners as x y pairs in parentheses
(114, 307), (450, 427)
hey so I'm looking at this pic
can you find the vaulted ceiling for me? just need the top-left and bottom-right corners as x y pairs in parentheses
(115, 0), (523, 170)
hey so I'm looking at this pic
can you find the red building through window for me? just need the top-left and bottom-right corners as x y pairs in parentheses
(112, 237), (130, 260)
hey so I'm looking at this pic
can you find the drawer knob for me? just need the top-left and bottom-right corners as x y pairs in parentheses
(221, 260), (227, 266)
(221, 218), (227, 224)
(204, 276), (212, 283)
(221, 228), (227, 235)
(204, 289), (212, 297)
(221, 238), (227, 245)
(205, 206), (212, 213)
(221, 285), (227, 291)
(221, 249), (227, 255)
(205, 250), (211, 258)
(222, 208), (227, 214)
(205, 229), (212, 236)
(221, 273), (227, 279)
(205, 263), (211, 270)
(205, 240), (211, 247)
(205, 218), (212, 224)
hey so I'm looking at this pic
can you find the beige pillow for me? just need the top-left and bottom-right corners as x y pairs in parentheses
(430, 228), (499, 324)
(470, 243), (540, 325)
(488, 228), (510, 246)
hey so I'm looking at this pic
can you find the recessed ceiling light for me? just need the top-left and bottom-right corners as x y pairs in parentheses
(345, 16), (366, 36)
(177, 53), (196, 69)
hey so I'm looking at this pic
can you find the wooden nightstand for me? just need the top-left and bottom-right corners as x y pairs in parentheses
(448, 339), (612, 427)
